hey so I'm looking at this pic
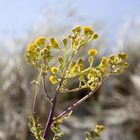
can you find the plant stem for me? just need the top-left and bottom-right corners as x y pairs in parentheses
(61, 86), (88, 94)
(42, 76), (53, 105)
(33, 88), (38, 114)
(54, 81), (102, 121)
(43, 92), (58, 140)
(32, 74), (42, 114)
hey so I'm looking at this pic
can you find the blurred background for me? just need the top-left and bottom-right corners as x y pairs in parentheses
(0, 0), (140, 140)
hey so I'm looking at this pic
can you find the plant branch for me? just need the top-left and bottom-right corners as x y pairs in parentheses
(61, 86), (88, 93)
(60, 41), (90, 82)
(42, 76), (53, 105)
(54, 81), (102, 121)
(43, 92), (58, 140)
(32, 74), (41, 114)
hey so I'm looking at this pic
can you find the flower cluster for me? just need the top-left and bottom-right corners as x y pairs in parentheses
(66, 58), (84, 77)
(26, 26), (128, 140)
(69, 26), (99, 54)
(26, 36), (59, 70)
(26, 26), (128, 91)
(79, 53), (128, 90)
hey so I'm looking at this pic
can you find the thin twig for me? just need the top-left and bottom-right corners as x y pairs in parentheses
(32, 74), (42, 114)
(61, 86), (88, 93)
(42, 76), (53, 105)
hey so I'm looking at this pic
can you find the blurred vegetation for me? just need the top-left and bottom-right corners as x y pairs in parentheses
(0, 4), (140, 140)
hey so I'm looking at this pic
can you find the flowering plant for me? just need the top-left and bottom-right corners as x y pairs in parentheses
(26, 26), (128, 140)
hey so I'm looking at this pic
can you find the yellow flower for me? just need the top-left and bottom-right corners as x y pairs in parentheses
(123, 62), (129, 68)
(118, 53), (128, 60)
(72, 26), (81, 33)
(89, 70), (96, 77)
(93, 33), (99, 39)
(70, 62), (76, 68)
(58, 57), (63, 64)
(83, 26), (94, 35)
(34, 36), (46, 46)
(77, 58), (84, 64)
(49, 75), (57, 84)
(27, 43), (36, 52)
(35, 47), (40, 52)
(72, 69), (78, 74)
(88, 49), (98, 56)
(42, 48), (49, 54)
(51, 66), (58, 74)
(63, 38), (68, 47)
(101, 57), (108, 64)
(46, 45), (51, 50)
(109, 54), (115, 60)
(50, 38), (59, 49)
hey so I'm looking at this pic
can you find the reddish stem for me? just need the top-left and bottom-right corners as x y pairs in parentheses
(43, 93), (58, 139)
(54, 81), (102, 121)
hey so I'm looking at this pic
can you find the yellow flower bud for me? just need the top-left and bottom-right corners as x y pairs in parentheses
(27, 43), (36, 52)
(123, 62), (129, 68)
(58, 56), (64, 64)
(83, 26), (94, 35)
(35, 47), (40, 52)
(92, 33), (99, 39)
(88, 49), (98, 56)
(99, 64), (108, 72)
(73, 69), (78, 74)
(118, 53), (128, 60)
(43, 48), (48, 54)
(63, 38), (68, 47)
(109, 54), (115, 60)
(49, 75), (57, 84)
(77, 58), (84, 64)
(74, 65), (78, 70)
(101, 57), (108, 64)
(89, 69), (98, 75)
(34, 36), (46, 46)
(99, 57), (109, 73)
(50, 38), (59, 49)
(70, 62), (76, 68)
(51, 66), (58, 74)
(46, 45), (51, 50)
(72, 26), (81, 33)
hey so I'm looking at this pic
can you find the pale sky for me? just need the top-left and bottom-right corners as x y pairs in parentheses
(0, 0), (140, 38)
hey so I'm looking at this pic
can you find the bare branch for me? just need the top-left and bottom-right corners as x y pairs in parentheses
(54, 81), (102, 121)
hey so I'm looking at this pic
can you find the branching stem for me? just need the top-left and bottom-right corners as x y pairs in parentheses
(54, 81), (102, 121)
